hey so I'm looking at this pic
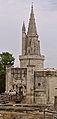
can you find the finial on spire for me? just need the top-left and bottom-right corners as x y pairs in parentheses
(22, 21), (26, 32)
(32, 2), (33, 8)
(31, 2), (34, 15)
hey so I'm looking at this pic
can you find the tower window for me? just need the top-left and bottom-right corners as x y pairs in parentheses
(38, 83), (41, 86)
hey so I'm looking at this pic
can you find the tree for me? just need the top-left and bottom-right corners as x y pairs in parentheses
(0, 63), (5, 76)
(0, 52), (15, 93)
(0, 63), (6, 93)
(0, 52), (15, 67)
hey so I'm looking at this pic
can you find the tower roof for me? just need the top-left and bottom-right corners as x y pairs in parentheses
(27, 4), (38, 36)
(22, 22), (26, 32)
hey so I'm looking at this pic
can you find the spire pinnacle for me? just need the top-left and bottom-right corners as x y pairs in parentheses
(22, 21), (26, 32)
(31, 2), (33, 10)
(27, 4), (38, 36)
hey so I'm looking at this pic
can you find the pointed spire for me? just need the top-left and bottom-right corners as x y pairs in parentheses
(27, 4), (38, 36)
(22, 21), (26, 33)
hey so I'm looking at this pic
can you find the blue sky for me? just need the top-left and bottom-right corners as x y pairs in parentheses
(0, 0), (57, 68)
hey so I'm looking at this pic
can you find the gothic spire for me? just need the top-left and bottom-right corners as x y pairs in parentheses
(22, 21), (26, 33)
(27, 4), (38, 36)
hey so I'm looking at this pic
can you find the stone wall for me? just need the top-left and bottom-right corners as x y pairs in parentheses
(34, 71), (48, 104)
(6, 65), (57, 105)
(48, 76), (57, 104)
(6, 66), (12, 92)
(19, 55), (44, 70)
(0, 111), (53, 119)
(6, 67), (27, 94)
(35, 70), (57, 104)
(26, 65), (35, 104)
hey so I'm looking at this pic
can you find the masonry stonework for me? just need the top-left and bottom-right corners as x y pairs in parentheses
(6, 4), (57, 105)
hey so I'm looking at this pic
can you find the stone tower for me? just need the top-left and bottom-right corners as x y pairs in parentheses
(19, 4), (44, 70)
(6, 4), (57, 106)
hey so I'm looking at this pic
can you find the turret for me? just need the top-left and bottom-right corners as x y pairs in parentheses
(19, 4), (45, 70)
(26, 4), (40, 55)
(22, 22), (26, 55)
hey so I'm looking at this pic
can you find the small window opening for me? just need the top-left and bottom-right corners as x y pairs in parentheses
(38, 83), (41, 86)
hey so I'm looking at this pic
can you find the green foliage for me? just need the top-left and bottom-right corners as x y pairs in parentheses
(0, 63), (5, 76)
(0, 52), (15, 66)
(0, 52), (15, 93)
(0, 63), (5, 93)
(0, 78), (5, 93)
